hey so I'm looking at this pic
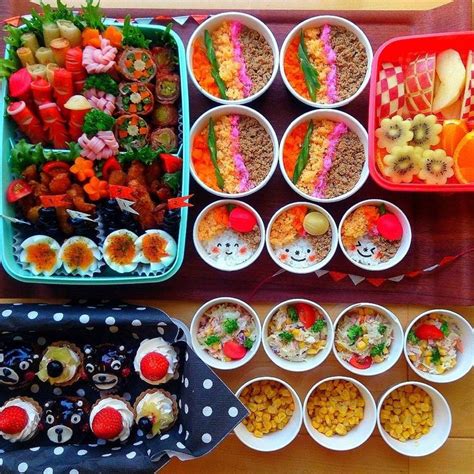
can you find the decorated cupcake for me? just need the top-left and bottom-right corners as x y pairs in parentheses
(37, 342), (83, 387)
(134, 337), (178, 385)
(90, 396), (134, 442)
(0, 397), (42, 443)
(133, 389), (178, 438)
(0, 341), (40, 390)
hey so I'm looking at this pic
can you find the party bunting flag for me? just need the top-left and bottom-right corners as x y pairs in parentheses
(173, 16), (190, 25)
(191, 15), (209, 24)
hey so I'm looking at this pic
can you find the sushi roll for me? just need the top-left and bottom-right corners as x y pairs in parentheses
(135, 230), (177, 272)
(117, 47), (157, 83)
(19, 235), (61, 276)
(59, 236), (101, 276)
(114, 114), (150, 149)
(116, 82), (154, 116)
(102, 229), (139, 273)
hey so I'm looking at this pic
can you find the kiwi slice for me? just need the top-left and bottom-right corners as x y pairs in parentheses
(375, 115), (413, 152)
(409, 114), (443, 149)
(382, 146), (422, 184)
(418, 149), (454, 185)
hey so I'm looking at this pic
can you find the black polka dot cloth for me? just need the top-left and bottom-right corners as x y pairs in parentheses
(0, 302), (248, 473)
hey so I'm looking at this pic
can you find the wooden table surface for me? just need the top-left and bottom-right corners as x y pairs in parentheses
(2, 1), (474, 473)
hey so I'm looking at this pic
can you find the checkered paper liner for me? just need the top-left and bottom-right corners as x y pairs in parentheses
(0, 302), (247, 473)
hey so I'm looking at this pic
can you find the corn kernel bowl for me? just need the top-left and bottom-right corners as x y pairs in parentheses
(377, 381), (451, 456)
(303, 376), (376, 450)
(234, 377), (303, 451)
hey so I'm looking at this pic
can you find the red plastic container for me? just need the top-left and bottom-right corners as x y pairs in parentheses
(368, 31), (474, 192)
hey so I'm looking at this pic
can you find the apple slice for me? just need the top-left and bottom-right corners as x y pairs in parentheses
(405, 53), (436, 114)
(461, 50), (474, 120)
(440, 99), (462, 119)
(432, 49), (466, 113)
(376, 62), (405, 123)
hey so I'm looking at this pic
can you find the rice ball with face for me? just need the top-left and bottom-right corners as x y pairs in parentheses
(0, 341), (40, 390)
(350, 237), (378, 266)
(135, 230), (177, 271)
(275, 237), (319, 268)
(205, 230), (251, 265)
(43, 397), (90, 444)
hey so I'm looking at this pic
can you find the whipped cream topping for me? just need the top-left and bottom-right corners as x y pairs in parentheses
(0, 399), (40, 442)
(133, 337), (178, 385)
(136, 391), (175, 436)
(90, 398), (133, 442)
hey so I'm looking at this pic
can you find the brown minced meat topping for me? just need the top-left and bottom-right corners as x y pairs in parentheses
(240, 27), (274, 95)
(240, 227), (261, 250)
(238, 116), (274, 186)
(324, 131), (365, 198)
(372, 235), (401, 263)
(307, 228), (332, 263)
(330, 26), (367, 100)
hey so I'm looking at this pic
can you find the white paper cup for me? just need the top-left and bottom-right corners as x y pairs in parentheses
(266, 202), (338, 274)
(193, 199), (265, 271)
(377, 381), (451, 456)
(262, 299), (334, 372)
(190, 105), (279, 198)
(280, 15), (373, 108)
(303, 376), (376, 450)
(190, 297), (261, 370)
(186, 12), (279, 105)
(332, 303), (404, 376)
(338, 199), (412, 271)
(279, 109), (368, 203)
(234, 376), (303, 451)
(404, 309), (474, 383)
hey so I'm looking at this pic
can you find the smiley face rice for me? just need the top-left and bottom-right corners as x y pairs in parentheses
(197, 204), (261, 268)
(269, 205), (332, 269)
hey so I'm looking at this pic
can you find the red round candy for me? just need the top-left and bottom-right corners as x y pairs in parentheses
(228, 207), (257, 233)
(377, 214), (403, 241)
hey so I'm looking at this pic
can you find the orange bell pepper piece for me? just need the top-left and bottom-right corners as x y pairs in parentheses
(82, 27), (101, 48)
(84, 176), (109, 201)
(70, 157), (95, 182)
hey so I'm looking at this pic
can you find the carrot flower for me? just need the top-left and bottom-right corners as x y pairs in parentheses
(71, 157), (95, 182)
(84, 176), (108, 200)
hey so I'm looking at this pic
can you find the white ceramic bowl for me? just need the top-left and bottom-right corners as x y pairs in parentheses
(377, 381), (451, 456)
(190, 105), (279, 198)
(234, 376), (303, 451)
(338, 199), (412, 271)
(404, 309), (474, 383)
(193, 199), (265, 272)
(332, 303), (404, 376)
(262, 299), (334, 372)
(303, 376), (376, 450)
(279, 109), (368, 203)
(186, 12), (279, 105)
(266, 202), (338, 274)
(190, 297), (261, 370)
(279, 15), (373, 108)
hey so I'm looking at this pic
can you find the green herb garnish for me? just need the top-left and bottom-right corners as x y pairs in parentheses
(119, 146), (158, 166)
(10, 140), (42, 176)
(84, 74), (119, 95)
(45, 142), (82, 163)
(292, 120), (313, 184)
(204, 30), (228, 100)
(431, 346), (441, 365)
(378, 324), (387, 335)
(78, 0), (106, 31)
(311, 319), (327, 333)
(440, 321), (449, 337)
(244, 337), (254, 350)
(370, 343), (385, 357)
(83, 109), (115, 137)
(204, 335), (221, 346)
(21, 10), (45, 41)
(223, 318), (239, 334)
(41, 0), (83, 29)
(347, 324), (363, 345)
(297, 29), (320, 102)
(207, 117), (225, 189)
(0, 58), (19, 79)
(122, 15), (151, 49)
(287, 306), (298, 322)
(379, 203), (387, 215)
(407, 330), (419, 345)
(163, 171), (182, 194)
(279, 331), (294, 343)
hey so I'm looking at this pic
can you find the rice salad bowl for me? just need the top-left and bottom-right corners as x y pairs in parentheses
(193, 200), (265, 271)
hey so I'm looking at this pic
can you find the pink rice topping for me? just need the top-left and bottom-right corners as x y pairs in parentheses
(320, 24), (338, 104)
(230, 114), (251, 192)
(230, 21), (253, 98)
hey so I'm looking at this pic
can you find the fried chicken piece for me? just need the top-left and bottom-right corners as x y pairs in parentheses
(128, 179), (156, 230)
(40, 172), (51, 186)
(108, 169), (128, 186)
(152, 203), (167, 226)
(29, 180), (49, 199)
(67, 184), (96, 214)
(145, 161), (162, 186)
(26, 205), (41, 223)
(126, 160), (146, 185)
(21, 164), (38, 182)
(49, 172), (71, 194)
(56, 207), (73, 235)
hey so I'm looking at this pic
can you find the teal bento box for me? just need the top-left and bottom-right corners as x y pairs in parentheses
(0, 20), (190, 284)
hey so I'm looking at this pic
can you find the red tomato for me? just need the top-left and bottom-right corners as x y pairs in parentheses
(102, 157), (121, 180)
(349, 355), (373, 369)
(6, 179), (32, 203)
(415, 324), (444, 340)
(228, 207), (257, 233)
(42, 161), (70, 176)
(160, 153), (183, 173)
(222, 341), (247, 360)
(295, 303), (316, 328)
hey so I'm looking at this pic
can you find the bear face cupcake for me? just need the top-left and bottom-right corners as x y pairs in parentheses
(0, 341), (40, 390)
(37, 342), (83, 387)
(43, 397), (90, 444)
(0, 397), (42, 443)
(90, 396), (134, 442)
(134, 389), (178, 438)
(133, 337), (178, 385)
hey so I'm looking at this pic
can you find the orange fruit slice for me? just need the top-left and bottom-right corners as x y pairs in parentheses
(438, 119), (468, 156)
(454, 131), (474, 184)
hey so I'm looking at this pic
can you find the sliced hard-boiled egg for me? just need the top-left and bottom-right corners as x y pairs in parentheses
(20, 235), (61, 276)
(59, 236), (101, 275)
(135, 230), (177, 271)
(102, 229), (139, 273)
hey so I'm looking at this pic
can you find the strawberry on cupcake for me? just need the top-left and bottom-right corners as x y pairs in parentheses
(0, 396), (42, 443)
(133, 338), (178, 385)
(89, 396), (134, 442)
